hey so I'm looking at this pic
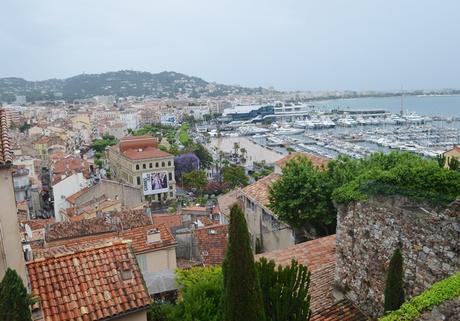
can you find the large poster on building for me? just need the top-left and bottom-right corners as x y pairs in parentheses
(142, 172), (168, 195)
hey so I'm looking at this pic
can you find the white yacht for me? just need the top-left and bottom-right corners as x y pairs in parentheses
(274, 127), (305, 135)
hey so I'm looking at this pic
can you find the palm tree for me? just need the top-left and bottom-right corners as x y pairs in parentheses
(240, 148), (247, 163)
(233, 142), (240, 156)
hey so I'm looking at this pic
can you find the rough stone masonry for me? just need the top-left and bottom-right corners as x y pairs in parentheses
(334, 196), (460, 317)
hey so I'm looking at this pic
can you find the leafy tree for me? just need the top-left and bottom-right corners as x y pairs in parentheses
(179, 123), (191, 146)
(448, 157), (459, 171)
(268, 156), (335, 235)
(192, 144), (213, 169)
(332, 152), (460, 205)
(384, 249), (405, 312)
(19, 122), (31, 133)
(222, 205), (265, 321)
(0, 268), (34, 321)
(148, 266), (223, 321)
(91, 134), (117, 153)
(222, 165), (249, 188)
(256, 258), (311, 321)
(182, 170), (208, 191)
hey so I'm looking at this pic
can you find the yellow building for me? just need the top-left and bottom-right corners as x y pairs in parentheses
(108, 135), (176, 203)
(443, 145), (460, 167)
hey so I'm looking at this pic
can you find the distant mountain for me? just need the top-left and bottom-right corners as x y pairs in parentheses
(0, 70), (274, 102)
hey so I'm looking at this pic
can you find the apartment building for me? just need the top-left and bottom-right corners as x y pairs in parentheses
(108, 135), (176, 203)
(0, 108), (26, 281)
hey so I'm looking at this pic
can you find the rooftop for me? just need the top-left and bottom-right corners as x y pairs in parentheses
(257, 235), (368, 320)
(0, 108), (12, 167)
(46, 209), (151, 242)
(194, 224), (228, 266)
(241, 172), (280, 208)
(27, 241), (151, 321)
(112, 135), (171, 160)
(217, 189), (240, 218)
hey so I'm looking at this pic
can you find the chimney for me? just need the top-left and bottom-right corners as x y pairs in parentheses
(147, 228), (161, 244)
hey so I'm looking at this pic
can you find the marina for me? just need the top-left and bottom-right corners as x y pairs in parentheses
(214, 99), (460, 161)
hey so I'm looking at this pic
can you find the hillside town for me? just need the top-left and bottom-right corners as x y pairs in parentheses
(0, 88), (458, 321)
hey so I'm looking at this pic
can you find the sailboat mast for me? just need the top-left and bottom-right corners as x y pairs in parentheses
(400, 86), (404, 116)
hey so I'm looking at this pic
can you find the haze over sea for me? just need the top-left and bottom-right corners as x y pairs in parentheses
(316, 95), (460, 117)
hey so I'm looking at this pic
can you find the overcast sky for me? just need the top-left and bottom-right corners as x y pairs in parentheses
(1, 0), (459, 91)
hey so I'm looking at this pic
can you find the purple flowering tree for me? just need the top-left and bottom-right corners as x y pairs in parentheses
(174, 153), (201, 182)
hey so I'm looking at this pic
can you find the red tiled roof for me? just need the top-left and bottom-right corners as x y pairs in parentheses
(241, 173), (280, 208)
(311, 299), (369, 321)
(275, 152), (330, 168)
(53, 156), (91, 175)
(27, 241), (151, 321)
(217, 189), (240, 218)
(120, 224), (177, 254)
(113, 135), (171, 160)
(119, 135), (158, 153)
(256, 235), (336, 273)
(65, 187), (91, 204)
(151, 214), (182, 229)
(256, 235), (368, 320)
(0, 108), (13, 167)
(121, 146), (171, 160)
(46, 210), (151, 242)
(194, 224), (228, 266)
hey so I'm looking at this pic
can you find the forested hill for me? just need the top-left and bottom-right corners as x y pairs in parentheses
(0, 70), (273, 102)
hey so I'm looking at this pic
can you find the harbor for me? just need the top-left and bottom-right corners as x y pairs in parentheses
(210, 100), (460, 161)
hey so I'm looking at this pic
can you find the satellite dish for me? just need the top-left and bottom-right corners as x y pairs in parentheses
(25, 224), (33, 240)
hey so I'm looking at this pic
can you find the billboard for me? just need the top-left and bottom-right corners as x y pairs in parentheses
(142, 172), (168, 195)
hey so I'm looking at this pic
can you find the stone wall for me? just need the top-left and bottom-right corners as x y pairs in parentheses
(415, 297), (460, 321)
(334, 196), (460, 317)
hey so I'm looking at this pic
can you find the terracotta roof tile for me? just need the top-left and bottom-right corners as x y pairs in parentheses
(256, 235), (368, 320)
(151, 214), (182, 229)
(256, 235), (336, 273)
(194, 224), (228, 266)
(217, 189), (240, 218)
(27, 241), (151, 321)
(311, 299), (369, 321)
(46, 209), (151, 242)
(120, 224), (177, 254)
(0, 108), (13, 167)
(121, 146), (171, 160)
(241, 173), (280, 208)
(65, 187), (91, 205)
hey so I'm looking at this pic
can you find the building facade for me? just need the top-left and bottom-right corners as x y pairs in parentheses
(108, 135), (176, 203)
(0, 108), (27, 282)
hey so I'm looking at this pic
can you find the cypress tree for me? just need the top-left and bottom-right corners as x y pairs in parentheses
(384, 249), (405, 312)
(0, 268), (33, 321)
(222, 204), (265, 321)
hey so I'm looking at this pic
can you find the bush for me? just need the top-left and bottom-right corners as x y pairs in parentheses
(148, 267), (223, 321)
(256, 258), (311, 321)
